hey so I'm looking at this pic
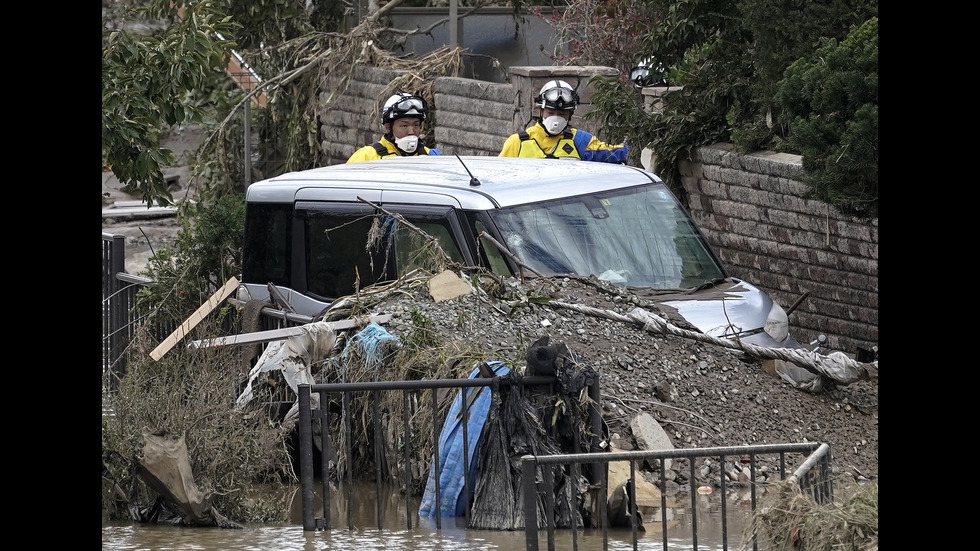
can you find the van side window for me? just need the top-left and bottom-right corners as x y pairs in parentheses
(305, 211), (382, 300)
(242, 202), (292, 287)
(299, 203), (471, 301)
(393, 219), (464, 276)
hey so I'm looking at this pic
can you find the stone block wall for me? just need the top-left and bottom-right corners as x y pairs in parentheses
(680, 144), (878, 354)
(316, 66), (879, 355)
(317, 66), (406, 166)
(317, 65), (620, 160)
(432, 76), (513, 155)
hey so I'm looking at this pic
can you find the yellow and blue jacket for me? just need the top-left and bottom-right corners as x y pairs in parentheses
(498, 122), (627, 163)
(347, 136), (441, 163)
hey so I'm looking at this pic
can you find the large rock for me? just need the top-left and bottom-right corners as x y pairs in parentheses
(630, 412), (675, 471)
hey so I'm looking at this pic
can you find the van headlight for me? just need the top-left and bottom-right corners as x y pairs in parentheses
(236, 284), (252, 303)
(763, 302), (790, 344)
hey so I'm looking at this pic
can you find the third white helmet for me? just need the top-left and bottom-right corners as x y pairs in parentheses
(534, 80), (579, 110)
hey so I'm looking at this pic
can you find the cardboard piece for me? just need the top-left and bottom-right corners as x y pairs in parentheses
(428, 270), (472, 302)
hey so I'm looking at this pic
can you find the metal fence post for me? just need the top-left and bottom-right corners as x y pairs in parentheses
(299, 384), (316, 531)
(522, 457), (538, 551)
(108, 234), (127, 386)
(244, 99), (252, 187)
(587, 377), (605, 489)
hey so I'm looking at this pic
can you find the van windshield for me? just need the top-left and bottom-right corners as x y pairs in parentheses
(489, 184), (726, 289)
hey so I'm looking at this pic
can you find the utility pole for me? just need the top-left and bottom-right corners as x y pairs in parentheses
(449, 0), (459, 49)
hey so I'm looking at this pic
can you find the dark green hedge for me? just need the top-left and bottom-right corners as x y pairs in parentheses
(586, 1), (878, 220)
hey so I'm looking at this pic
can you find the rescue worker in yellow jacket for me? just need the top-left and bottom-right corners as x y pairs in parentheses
(347, 92), (441, 162)
(499, 80), (628, 163)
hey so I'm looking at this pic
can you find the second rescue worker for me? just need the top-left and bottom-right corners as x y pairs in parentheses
(499, 80), (628, 163)
(347, 92), (441, 162)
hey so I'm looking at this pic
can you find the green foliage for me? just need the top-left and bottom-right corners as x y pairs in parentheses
(138, 192), (246, 323)
(741, 0), (878, 86)
(582, 65), (651, 171)
(402, 308), (440, 352)
(585, 0), (879, 217)
(103, 0), (336, 209)
(102, 1), (237, 206)
(775, 17), (878, 219)
(735, 0), (877, 153)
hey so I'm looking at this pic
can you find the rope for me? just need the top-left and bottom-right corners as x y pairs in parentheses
(548, 301), (878, 386)
(338, 322), (401, 377)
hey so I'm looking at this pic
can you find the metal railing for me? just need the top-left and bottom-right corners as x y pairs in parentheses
(296, 380), (833, 551)
(296, 376), (605, 533)
(520, 442), (833, 551)
(102, 232), (155, 388)
(102, 231), (310, 385)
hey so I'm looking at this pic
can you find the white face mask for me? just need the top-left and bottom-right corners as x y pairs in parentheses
(541, 115), (568, 135)
(394, 135), (420, 153)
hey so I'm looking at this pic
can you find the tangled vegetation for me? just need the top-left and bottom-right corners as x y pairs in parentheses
(101, 316), (297, 523)
(741, 478), (879, 551)
(579, 0), (878, 218)
(101, 270), (539, 522)
(104, 0), (469, 320)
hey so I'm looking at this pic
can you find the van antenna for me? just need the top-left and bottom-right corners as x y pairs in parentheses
(455, 154), (482, 187)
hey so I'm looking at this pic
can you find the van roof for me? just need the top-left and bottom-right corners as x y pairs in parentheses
(245, 156), (661, 209)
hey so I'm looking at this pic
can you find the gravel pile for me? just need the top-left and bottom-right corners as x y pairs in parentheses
(376, 273), (878, 483)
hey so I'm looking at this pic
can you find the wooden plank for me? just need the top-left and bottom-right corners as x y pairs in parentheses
(150, 277), (240, 361)
(188, 314), (393, 348)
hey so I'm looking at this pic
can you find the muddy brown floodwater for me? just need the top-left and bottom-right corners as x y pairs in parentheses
(102, 480), (769, 550)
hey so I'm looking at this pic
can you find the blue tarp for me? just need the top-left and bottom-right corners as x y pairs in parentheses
(418, 361), (509, 517)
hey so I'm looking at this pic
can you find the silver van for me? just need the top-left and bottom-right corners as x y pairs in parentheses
(240, 156), (799, 348)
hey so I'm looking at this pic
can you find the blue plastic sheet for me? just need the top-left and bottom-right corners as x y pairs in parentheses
(418, 361), (509, 517)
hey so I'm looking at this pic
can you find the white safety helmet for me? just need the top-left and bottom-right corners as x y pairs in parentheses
(629, 57), (669, 88)
(382, 92), (427, 125)
(534, 80), (579, 111)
